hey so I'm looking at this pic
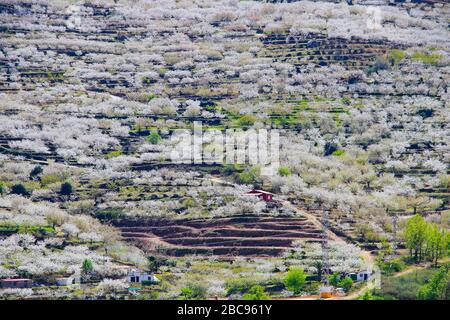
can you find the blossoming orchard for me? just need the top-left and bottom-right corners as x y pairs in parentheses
(0, 0), (448, 302)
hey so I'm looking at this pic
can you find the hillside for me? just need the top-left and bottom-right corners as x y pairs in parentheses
(0, 0), (448, 300)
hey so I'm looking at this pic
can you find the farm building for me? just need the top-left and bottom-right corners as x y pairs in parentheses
(244, 189), (274, 202)
(349, 270), (370, 282)
(56, 277), (76, 286)
(127, 269), (159, 284)
(0, 278), (32, 288)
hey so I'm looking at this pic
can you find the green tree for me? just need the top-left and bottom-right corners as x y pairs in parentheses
(30, 165), (43, 180)
(236, 167), (261, 185)
(417, 266), (449, 300)
(242, 285), (270, 300)
(312, 260), (323, 281)
(82, 259), (93, 273)
(425, 224), (449, 267)
(11, 184), (29, 196)
(339, 277), (353, 292)
(60, 182), (73, 196)
(147, 256), (162, 273)
(284, 267), (307, 294)
(147, 131), (162, 144)
(329, 272), (340, 287)
(404, 214), (428, 262)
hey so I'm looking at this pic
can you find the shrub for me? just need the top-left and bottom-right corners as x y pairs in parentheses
(60, 182), (73, 196)
(223, 164), (241, 176)
(242, 285), (270, 300)
(331, 149), (345, 156)
(225, 278), (257, 295)
(141, 280), (158, 286)
(236, 168), (260, 185)
(236, 114), (256, 127)
(11, 184), (29, 196)
(388, 49), (406, 65)
(182, 198), (196, 208)
(338, 277), (353, 292)
(147, 131), (162, 144)
(378, 258), (406, 275)
(180, 283), (207, 300)
(324, 142), (338, 156)
(439, 175), (450, 189)
(147, 255), (175, 273)
(416, 109), (434, 119)
(95, 208), (123, 220)
(341, 97), (351, 105)
(284, 267), (307, 294)
(29, 166), (43, 179)
(105, 150), (123, 158)
(278, 166), (292, 176)
(82, 259), (93, 273)
(329, 272), (340, 287)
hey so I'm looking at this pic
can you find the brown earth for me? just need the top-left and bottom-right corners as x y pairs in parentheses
(113, 215), (324, 257)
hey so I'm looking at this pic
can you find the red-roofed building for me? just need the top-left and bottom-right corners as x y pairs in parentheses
(244, 189), (274, 202)
(0, 278), (32, 288)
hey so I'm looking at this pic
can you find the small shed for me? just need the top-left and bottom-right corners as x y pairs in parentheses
(244, 189), (274, 202)
(127, 269), (159, 284)
(0, 278), (32, 288)
(349, 270), (369, 282)
(56, 277), (76, 286)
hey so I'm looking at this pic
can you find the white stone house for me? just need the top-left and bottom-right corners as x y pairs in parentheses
(56, 277), (75, 286)
(349, 270), (370, 282)
(56, 270), (81, 286)
(127, 269), (159, 284)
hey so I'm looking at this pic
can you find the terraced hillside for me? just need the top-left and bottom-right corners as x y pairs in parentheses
(0, 0), (449, 300)
(116, 215), (324, 256)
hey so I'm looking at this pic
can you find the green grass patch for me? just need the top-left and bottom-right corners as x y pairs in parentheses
(375, 267), (441, 300)
(331, 149), (345, 156)
(94, 208), (124, 221)
(389, 49), (406, 65)
(235, 114), (257, 128)
(40, 174), (63, 186)
(411, 51), (442, 65)
(105, 150), (123, 158)
(0, 224), (55, 235)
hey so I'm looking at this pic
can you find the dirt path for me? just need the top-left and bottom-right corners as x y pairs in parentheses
(280, 200), (342, 242)
(393, 257), (450, 278)
(206, 175), (376, 300)
(280, 200), (376, 300)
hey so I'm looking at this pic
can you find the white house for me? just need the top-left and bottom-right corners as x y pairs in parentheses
(56, 270), (81, 286)
(56, 277), (75, 286)
(127, 269), (159, 284)
(349, 270), (370, 282)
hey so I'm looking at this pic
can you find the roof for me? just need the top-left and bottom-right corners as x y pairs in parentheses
(1, 278), (32, 282)
(244, 189), (274, 195)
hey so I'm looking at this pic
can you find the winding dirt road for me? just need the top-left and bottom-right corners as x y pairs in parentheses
(208, 175), (376, 300)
